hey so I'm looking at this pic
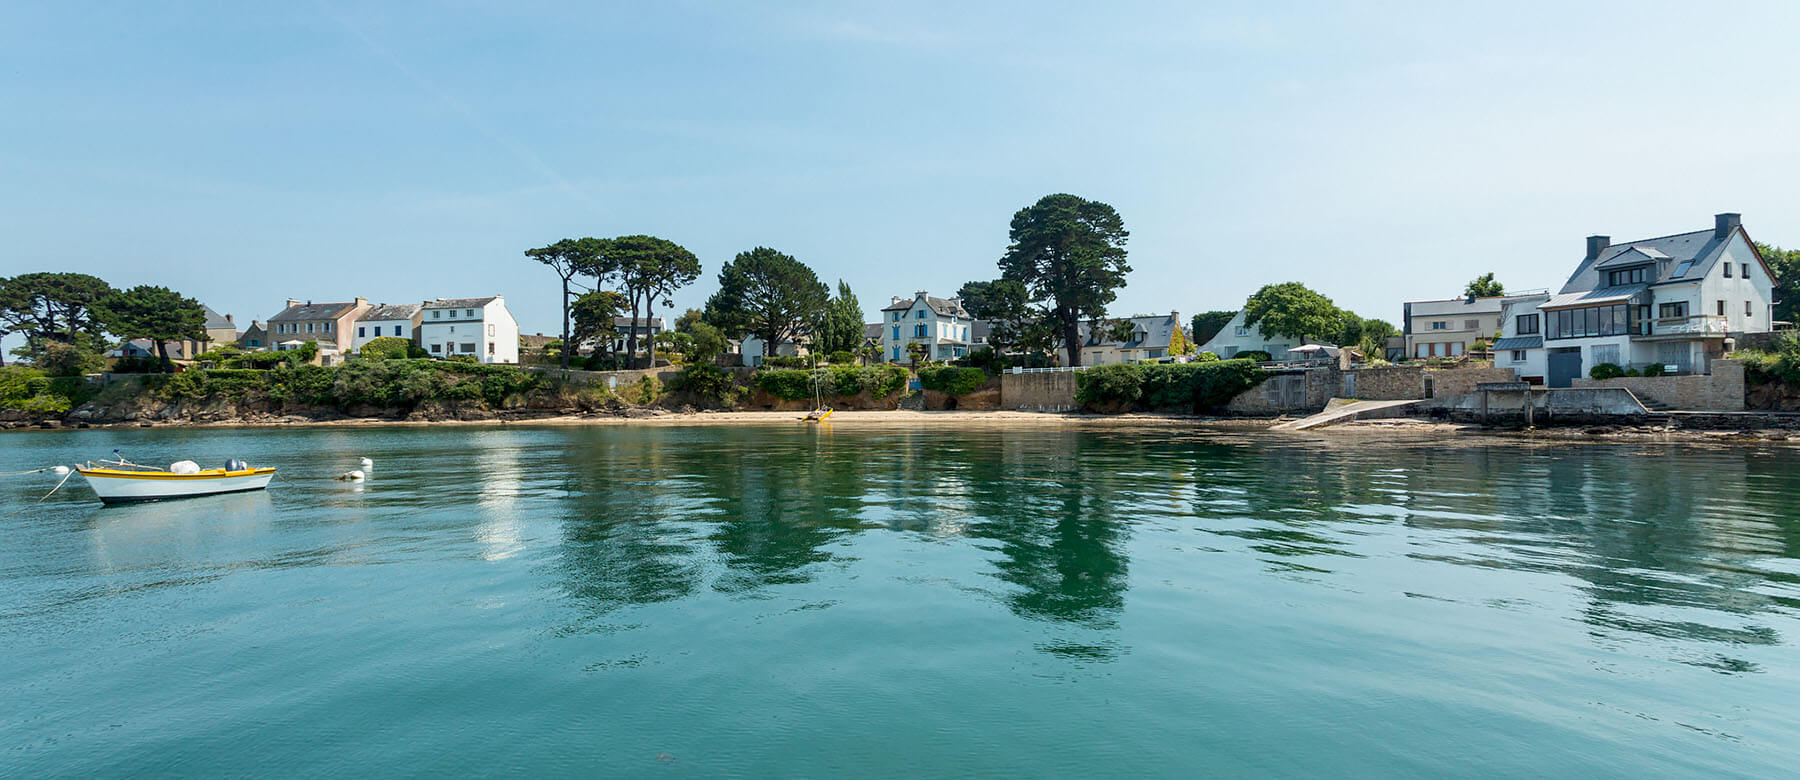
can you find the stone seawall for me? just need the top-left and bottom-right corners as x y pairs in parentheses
(1000, 371), (1081, 412)
(1570, 360), (1744, 411)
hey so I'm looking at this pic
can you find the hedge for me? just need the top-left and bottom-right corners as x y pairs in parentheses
(0, 367), (95, 413)
(755, 365), (908, 401)
(917, 365), (988, 397)
(151, 360), (543, 409)
(1075, 359), (1265, 413)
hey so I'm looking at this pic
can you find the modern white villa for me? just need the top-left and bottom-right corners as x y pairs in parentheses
(353, 303), (423, 352)
(881, 292), (978, 362)
(1490, 213), (1774, 386)
(418, 296), (521, 364)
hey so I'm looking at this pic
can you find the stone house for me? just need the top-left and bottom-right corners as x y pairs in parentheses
(267, 298), (372, 364)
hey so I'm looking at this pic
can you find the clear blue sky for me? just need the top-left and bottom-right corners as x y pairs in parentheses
(4, 1), (1799, 348)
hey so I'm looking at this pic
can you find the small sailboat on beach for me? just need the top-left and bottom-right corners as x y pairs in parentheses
(76, 451), (276, 504)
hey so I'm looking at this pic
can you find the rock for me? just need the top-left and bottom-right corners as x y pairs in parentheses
(139, 421), (154, 427)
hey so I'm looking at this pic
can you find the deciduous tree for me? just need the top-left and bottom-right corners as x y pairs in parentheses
(1241, 282), (1347, 343)
(1464, 272), (1505, 298)
(703, 247), (830, 358)
(1189, 310), (1236, 346)
(1756, 243), (1799, 325)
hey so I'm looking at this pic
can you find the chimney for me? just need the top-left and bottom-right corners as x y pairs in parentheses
(285, 298), (300, 309)
(891, 296), (903, 305)
(354, 297), (368, 307)
(1715, 212), (1741, 240)
(225, 313), (234, 324)
(1585, 235), (1610, 261)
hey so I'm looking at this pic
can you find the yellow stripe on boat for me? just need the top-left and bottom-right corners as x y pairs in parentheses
(77, 467), (277, 480)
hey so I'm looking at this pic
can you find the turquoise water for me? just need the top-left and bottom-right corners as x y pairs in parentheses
(3, 424), (1799, 777)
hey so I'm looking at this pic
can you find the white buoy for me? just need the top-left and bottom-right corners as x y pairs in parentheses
(51, 465), (69, 476)
(359, 457), (373, 470)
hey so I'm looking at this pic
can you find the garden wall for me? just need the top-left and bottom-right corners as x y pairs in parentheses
(1570, 360), (1744, 411)
(1000, 371), (1081, 412)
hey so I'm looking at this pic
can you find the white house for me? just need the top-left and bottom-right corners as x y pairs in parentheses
(353, 303), (423, 352)
(418, 296), (520, 364)
(1195, 310), (1300, 361)
(1077, 312), (1187, 365)
(738, 334), (808, 367)
(881, 292), (977, 362)
(1493, 213), (1775, 386)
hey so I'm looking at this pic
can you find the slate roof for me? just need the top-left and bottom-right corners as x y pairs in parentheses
(881, 294), (971, 319)
(201, 305), (234, 331)
(1541, 283), (1648, 310)
(1492, 336), (1543, 350)
(358, 303), (422, 322)
(864, 323), (883, 341)
(423, 296), (500, 310)
(269, 301), (359, 322)
(1078, 313), (1183, 350)
(612, 317), (664, 328)
(1560, 228), (1740, 294)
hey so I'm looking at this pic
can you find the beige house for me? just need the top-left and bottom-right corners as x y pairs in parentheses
(266, 297), (371, 365)
(1402, 294), (1539, 359)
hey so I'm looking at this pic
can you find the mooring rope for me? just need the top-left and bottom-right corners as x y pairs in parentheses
(0, 466), (61, 476)
(1, 466), (77, 518)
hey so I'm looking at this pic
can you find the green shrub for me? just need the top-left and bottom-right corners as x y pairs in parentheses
(668, 363), (741, 404)
(583, 354), (623, 371)
(0, 367), (50, 407)
(1195, 352), (1219, 362)
(1642, 363), (1666, 378)
(917, 365), (988, 396)
(1076, 359), (1265, 413)
(39, 342), (104, 376)
(1589, 363), (1625, 380)
(763, 355), (812, 369)
(827, 350), (855, 365)
(0, 366), (94, 413)
(1236, 350), (1272, 363)
(359, 336), (412, 361)
(1624, 367), (1641, 377)
(754, 369), (815, 401)
(447, 354), (478, 364)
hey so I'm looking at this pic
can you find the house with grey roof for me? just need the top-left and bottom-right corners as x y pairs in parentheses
(266, 297), (372, 364)
(880, 291), (980, 362)
(1493, 213), (1775, 387)
(354, 303), (423, 352)
(1076, 312), (1186, 365)
(419, 296), (519, 364)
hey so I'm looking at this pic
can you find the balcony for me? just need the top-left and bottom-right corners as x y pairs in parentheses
(1645, 314), (1730, 338)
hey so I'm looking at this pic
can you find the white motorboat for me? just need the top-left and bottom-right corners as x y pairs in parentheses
(76, 456), (276, 504)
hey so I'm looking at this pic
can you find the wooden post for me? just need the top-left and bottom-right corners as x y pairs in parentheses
(1524, 386), (1534, 426)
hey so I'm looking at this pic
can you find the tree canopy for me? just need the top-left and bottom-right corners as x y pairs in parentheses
(996, 193), (1131, 365)
(1241, 282), (1346, 342)
(526, 237), (610, 370)
(0, 272), (115, 362)
(703, 247), (829, 357)
(93, 285), (207, 370)
(1464, 272), (1505, 298)
(1757, 242), (1799, 325)
(814, 280), (864, 355)
(606, 235), (702, 368)
(957, 278), (1054, 357)
(570, 290), (627, 357)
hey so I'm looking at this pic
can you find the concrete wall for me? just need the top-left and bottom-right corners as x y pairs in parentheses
(1570, 359), (1745, 411)
(1425, 366), (1519, 399)
(1000, 371), (1081, 412)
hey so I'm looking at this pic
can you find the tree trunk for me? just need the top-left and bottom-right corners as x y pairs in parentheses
(559, 275), (571, 370)
(625, 291), (643, 370)
(154, 339), (173, 373)
(644, 294), (657, 369)
(1061, 310), (1082, 367)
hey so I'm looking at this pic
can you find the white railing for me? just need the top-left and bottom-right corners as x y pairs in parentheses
(1649, 315), (1730, 337)
(1007, 366), (1089, 374)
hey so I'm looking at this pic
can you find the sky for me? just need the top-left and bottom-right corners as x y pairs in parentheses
(4, 0), (1800, 351)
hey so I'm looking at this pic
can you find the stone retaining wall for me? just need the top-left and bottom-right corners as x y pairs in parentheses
(1000, 371), (1081, 412)
(1570, 360), (1744, 411)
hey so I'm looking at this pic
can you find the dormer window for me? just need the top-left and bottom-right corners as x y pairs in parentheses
(1608, 267), (1647, 286)
(916, 310), (926, 319)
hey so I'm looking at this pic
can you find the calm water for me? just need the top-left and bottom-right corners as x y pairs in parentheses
(3, 424), (1800, 777)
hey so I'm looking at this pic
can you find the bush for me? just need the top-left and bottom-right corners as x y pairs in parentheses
(1076, 359), (1265, 413)
(917, 365), (988, 397)
(110, 355), (162, 374)
(754, 365), (907, 402)
(1642, 363), (1666, 378)
(1624, 367), (1641, 377)
(359, 336), (411, 361)
(754, 369), (816, 401)
(827, 350), (855, 365)
(619, 375), (662, 405)
(763, 355), (812, 369)
(583, 353), (623, 372)
(1236, 350), (1272, 363)
(0, 366), (95, 413)
(39, 342), (103, 376)
(1195, 352), (1219, 362)
(1589, 363), (1625, 380)
(447, 354), (478, 364)
(668, 363), (741, 404)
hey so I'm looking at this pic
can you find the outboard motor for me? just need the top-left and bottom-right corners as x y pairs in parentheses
(226, 458), (249, 472)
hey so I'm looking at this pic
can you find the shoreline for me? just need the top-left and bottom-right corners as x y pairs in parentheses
(6, 409), (1799, 443)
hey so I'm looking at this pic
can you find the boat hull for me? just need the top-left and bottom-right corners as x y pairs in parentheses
(77, 468), (276, 503)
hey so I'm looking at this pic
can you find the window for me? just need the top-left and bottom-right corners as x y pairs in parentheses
(1724, 263), (1733, 278)
(1235, 326), (1251, 337)
(395, 326), (404, 337)
(432, 310), (441, 319)
(306, 322), (315, 334)
(914, 323), (927, 338)
(1463, 319), (1479, 330)
(430, 344), (442, 353)
(1546, 303), (1635, 340)
(1592, 344), (1620, 366)
(465, 309), (474, 317)
(358, 326), (366, 337)
(488, 342), (495, 355)
(1431, 321), (1447, 330)
(1671, 260), (1695, 277)
(1747, 300), (1755, 317)
(1511, 350), (1527, 362)
(461, 343), (476, 353)
(1658, 301), (1687, 319)
(916, 310), (925, 319)
(1608, 267), (1647, 286)
(324, 322), (332, 333)
(249, 339), (260, 347)
(892, 347), (900, 360)
(892, 326), (900, 340)
(1516, 314), (1540, 334)
(1718, 300), (1726, 316)
(891, 312), (900, 322)
(487, 324), (495, 337)
(1742, 263), (1751, 279)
